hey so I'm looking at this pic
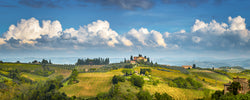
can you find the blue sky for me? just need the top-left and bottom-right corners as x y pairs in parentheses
(1, 0), (250, 64)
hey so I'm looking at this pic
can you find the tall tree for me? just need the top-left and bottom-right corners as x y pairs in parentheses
(130, 55), (133, 60)
(41, 59), (48, 64)
(192, 64), (196, 68)
(49, 59), (52, 64)
(147, 58), (150, 62)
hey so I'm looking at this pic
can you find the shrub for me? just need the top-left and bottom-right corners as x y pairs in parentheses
(153, 80), (160, 86)
(155, 92), (173, 100)
(211, 90), (224, 100)
(67, 69), (79, 85)
(172, 77), (190, 88)
(130, 75), (144, 88)
(122, 69), (134, 76)
(137, 90), (152, 100)
(168, 81), (177, 87)
(124, 64), (133, 68)
(169, 77), (202, 89)
(140, 68), (151, 75)
(112, 75), (125, 84)
(186, 77), (202, 89)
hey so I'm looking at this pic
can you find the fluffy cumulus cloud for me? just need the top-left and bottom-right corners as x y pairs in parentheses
(120, 37), (133, 46)
(65, 20), (120, 47)
(0, 18), (141, 49)
(0, 38), (6, 45)
(179, 16), (250, 49)
(3, 17), (62, 45)
(126, 27), (166, 47)
(191, 16), (250, 42)
(1, 16), (250, 51)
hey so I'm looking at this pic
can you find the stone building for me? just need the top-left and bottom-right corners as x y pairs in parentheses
(182, 65), (192, 69)
(133, 56), (147, 62)
(224, 77), (249, 94)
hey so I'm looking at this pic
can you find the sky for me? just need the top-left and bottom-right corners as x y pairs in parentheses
(0, 0), (250, 65)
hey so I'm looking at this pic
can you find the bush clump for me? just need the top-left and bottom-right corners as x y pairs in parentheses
(168, 77), (202, 89)
(112, 75), (125, 84)
(130, 75), (144, 88)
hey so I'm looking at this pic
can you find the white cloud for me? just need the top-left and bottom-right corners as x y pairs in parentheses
(175, 29), (186, 33)
(126, 27), (166, 47)
(191, 19), (208, 32)
(127, 28), (149, 45)
(120, 37), (133, 46)
(164, 32), (170, 38)
(163, 16), (250, 49)
(3, 17), (62, 45)
(192, 36), (201, 43)
(151, 30), (167, 47)
(67, 20), (120, 47)
(229, 16), (246, 31)
(1, 16), (250, 50)
(63, 28), (78, 37)
(0, 38), (6, 45)
(192, 19), (228, 35)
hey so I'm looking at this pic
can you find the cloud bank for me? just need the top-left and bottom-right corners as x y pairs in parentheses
(17, 0), (154, 10)
(0, 16), (250, 51)
(15, 0), (228, 10)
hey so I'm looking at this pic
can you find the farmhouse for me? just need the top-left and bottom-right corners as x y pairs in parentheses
(224, 77), (250, 94)
(182, 65), (192, 69)
(133, 56), (147, 62)
(130, 61), (136, 64)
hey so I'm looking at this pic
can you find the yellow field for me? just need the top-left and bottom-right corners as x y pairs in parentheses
(151, 68), (189, 79)
(75, 65), (104, 70)
(227, 72), (250, 79)
(0, 63), (41, 71)
(155, 67), (181, 72)
(49, 67), (72, 79)
(0, 70), (9, 76)
(144, 83), (207, 100)
(59, 69), (123, 97)
(21, 72), (48, 81)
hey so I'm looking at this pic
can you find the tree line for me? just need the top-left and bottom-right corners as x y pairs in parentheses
(75, 58), (109, 65)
